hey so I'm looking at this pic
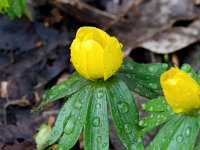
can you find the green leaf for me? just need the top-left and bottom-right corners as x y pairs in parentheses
(105, 76), (144, 150)
(181, 63), (198, 82)
(0, 0), (9, 13)
(135, 111), (175, 137)
(147, 114), (199, 150)
(117, 61), (168, 98)
(32, 72), (89, 113)
(34, 124), (52, 150)
(84, 82), (109, 150)
(57, 84), (93, 149)
(7, 0), (26, 19)
(142, 96), (171, 112)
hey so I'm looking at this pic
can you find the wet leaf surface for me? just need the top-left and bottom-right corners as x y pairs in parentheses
(1, 0), (200, 149)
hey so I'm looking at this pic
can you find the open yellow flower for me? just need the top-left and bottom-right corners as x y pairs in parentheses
(160, 67), (200, 113)
(70, 26), (124, 81)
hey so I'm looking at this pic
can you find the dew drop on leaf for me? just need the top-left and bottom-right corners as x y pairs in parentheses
(142, 103), (147, 109)
(124, 123), (132, 133)
(47, 94), (55, 100)
(149, 83), (158, 89)
(127, 74), (131, 78)
(102, 143), (107, 148)
(149, 106), (154, 111)
(95, 103), (101, 109)
(117, 102), (129, 113)
(185, 127), (191, 136)
(96, 136), (102, 143)
(181, 64), (191, 72)
(97, 90), (104, 99)
(74, 101), (82, 109)
(64, 121), (75, 134)
(93, 117), (100, 127)
(54, 130), (59, 135)
(148, 66), (158, 73)
(139, 120), (144, 126)
(126, 63), (133, 70)
(42, 94), (46, 99)
(162, 64), (168, 69)
(135, 88), (140, 92)
(176, 135), (183, 143)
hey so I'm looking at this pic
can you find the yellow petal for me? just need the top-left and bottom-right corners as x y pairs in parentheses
(70, 38), (90, 79)
(82, 39), (104, 80)
(104, 37), (123, 80)
(70, 26), (124, 80)
(160, 67), (200, 113)
(76, 26), (109, 47)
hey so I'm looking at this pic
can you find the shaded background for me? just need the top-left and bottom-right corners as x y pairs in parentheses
(0, 0), (200, 149)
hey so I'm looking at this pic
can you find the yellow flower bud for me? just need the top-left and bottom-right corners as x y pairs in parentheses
(70, 27), (124, 81)
(160, 67), (200, 113)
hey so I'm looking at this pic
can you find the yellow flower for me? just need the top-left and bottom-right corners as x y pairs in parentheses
(70, 26), (124, 81)
(160, 67), (200, 113)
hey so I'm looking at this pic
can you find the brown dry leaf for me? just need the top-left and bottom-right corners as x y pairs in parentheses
(4, 96), (31, 108)
(140, 21), (200, 54)
(52, 0), (117, 25)
(0, 81), (8, 98)
(108, 0), (196, 56)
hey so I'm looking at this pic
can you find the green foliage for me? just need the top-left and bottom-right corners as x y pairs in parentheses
(34, 124), (52, 150)
(84, 83), (109, 150)
(32, 72), (89, 113)
(147, 114), (199, 150)
(57, 84), (93, 149)
(138, 64), (200, 150)
(0, 0), (9, 12)
(33, 61), (200, 150)
(0, 0), (26, 19)
(106, 77), (144, 150)
(117, 61), (168, 98)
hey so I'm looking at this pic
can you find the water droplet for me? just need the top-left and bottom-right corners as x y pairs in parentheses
(93, 117), (100, 127)
(68, 88), (72, 92)
(47, 94), (55, 100)
(185, 127), (191, 136)
(167, 106), (171, 110)
(149, 106), (154, 111)
(74, 101), (82, 109)
(128, 142), (143, 149)
(181, 64), (191, 72)
(135, 88), (140, 92)
(142, 103), (147, 109)
(162, 64), (168, 69)
(176, 135), (183, 143)
(149, 83), (158, 89)
(124, 123), (132, 133)
(148, 66), (158, 73)
(95, 103), (101, 109)
(54, 130), (59, 135)
(139, 120), (144, 126)
(59, 85), (67, 91)
(96, 136), (102, 143)
(126, 63), (133, 70)
(117, 102), (129, 113)
(64, 120), (75, 134)
(102, 143), (107, 148)
(97, 90), (104, 99)
(127, 74), (131, 78)
(42, 94), (46, 99)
